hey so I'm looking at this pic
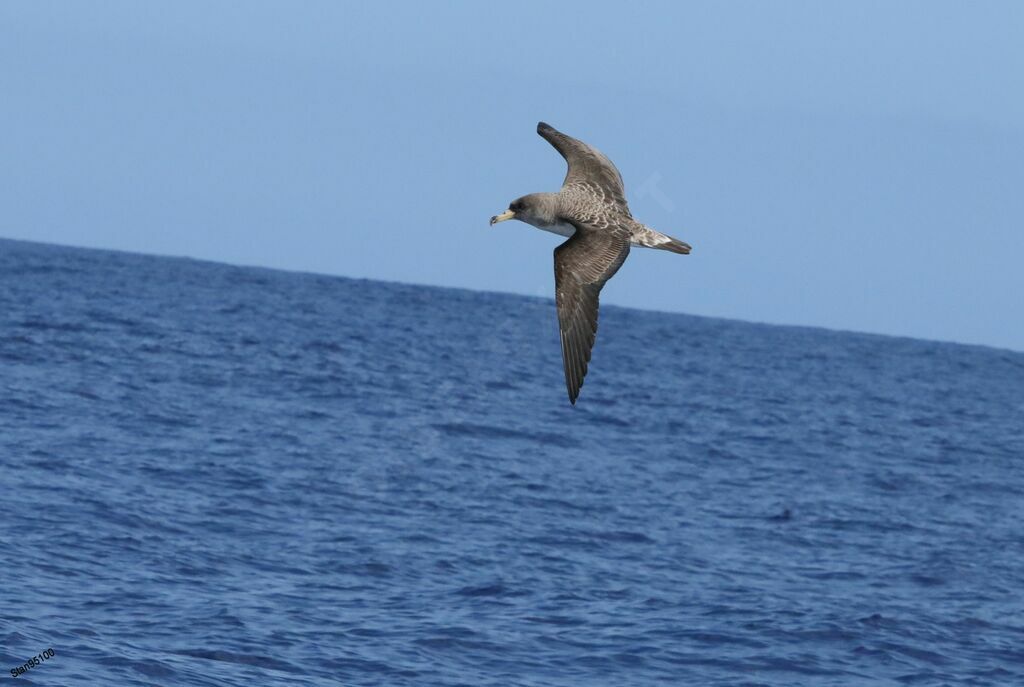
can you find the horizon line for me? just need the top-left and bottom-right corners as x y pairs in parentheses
(4, 234), (1021, 358)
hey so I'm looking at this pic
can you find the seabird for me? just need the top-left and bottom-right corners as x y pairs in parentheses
(491, 122), (692, 405)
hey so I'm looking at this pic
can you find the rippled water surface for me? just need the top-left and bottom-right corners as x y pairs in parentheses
(3, 238), (1024, 686)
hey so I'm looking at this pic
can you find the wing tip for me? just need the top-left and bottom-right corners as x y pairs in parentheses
(537, 121), (554, 135)
(562, 341), (582, 406)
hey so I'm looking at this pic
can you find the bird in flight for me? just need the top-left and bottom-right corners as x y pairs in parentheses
(491, 122), (692, 405)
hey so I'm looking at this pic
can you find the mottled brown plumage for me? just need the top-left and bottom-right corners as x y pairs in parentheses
(491, 122), (692, 404)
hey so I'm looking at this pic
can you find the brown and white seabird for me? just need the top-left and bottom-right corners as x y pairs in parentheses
(491, 122), (692, 405)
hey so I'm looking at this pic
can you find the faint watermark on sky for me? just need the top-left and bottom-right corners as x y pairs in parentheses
(633, 171), (676, 213)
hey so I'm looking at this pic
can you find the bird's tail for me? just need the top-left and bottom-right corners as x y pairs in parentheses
(631, 224), (692, 254)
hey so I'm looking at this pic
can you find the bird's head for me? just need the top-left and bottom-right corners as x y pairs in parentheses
(490, 194), (557, 228)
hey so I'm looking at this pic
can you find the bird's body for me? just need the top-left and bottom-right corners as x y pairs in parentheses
(491, 122), (691, 404)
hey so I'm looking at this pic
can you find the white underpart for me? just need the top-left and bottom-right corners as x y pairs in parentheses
(536, 222), (576, 238)
(630, 225), (675, 248)
(527, 217), (675, 247)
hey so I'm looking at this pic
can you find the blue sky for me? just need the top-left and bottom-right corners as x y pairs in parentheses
(3, 1), (1023, 350)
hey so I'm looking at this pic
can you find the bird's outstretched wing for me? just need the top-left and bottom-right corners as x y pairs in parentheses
(554, 225), (631, 404)
(537, 122), (630, 212)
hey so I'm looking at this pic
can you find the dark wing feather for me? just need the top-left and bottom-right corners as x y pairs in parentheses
(554, 225), (631, 404)
(537, 122), (630, 212)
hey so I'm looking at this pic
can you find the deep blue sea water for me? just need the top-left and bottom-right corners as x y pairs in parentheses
(2, 237), (1024, 686)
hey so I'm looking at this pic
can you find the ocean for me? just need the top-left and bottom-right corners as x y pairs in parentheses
(2, 237), (1023, 686)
